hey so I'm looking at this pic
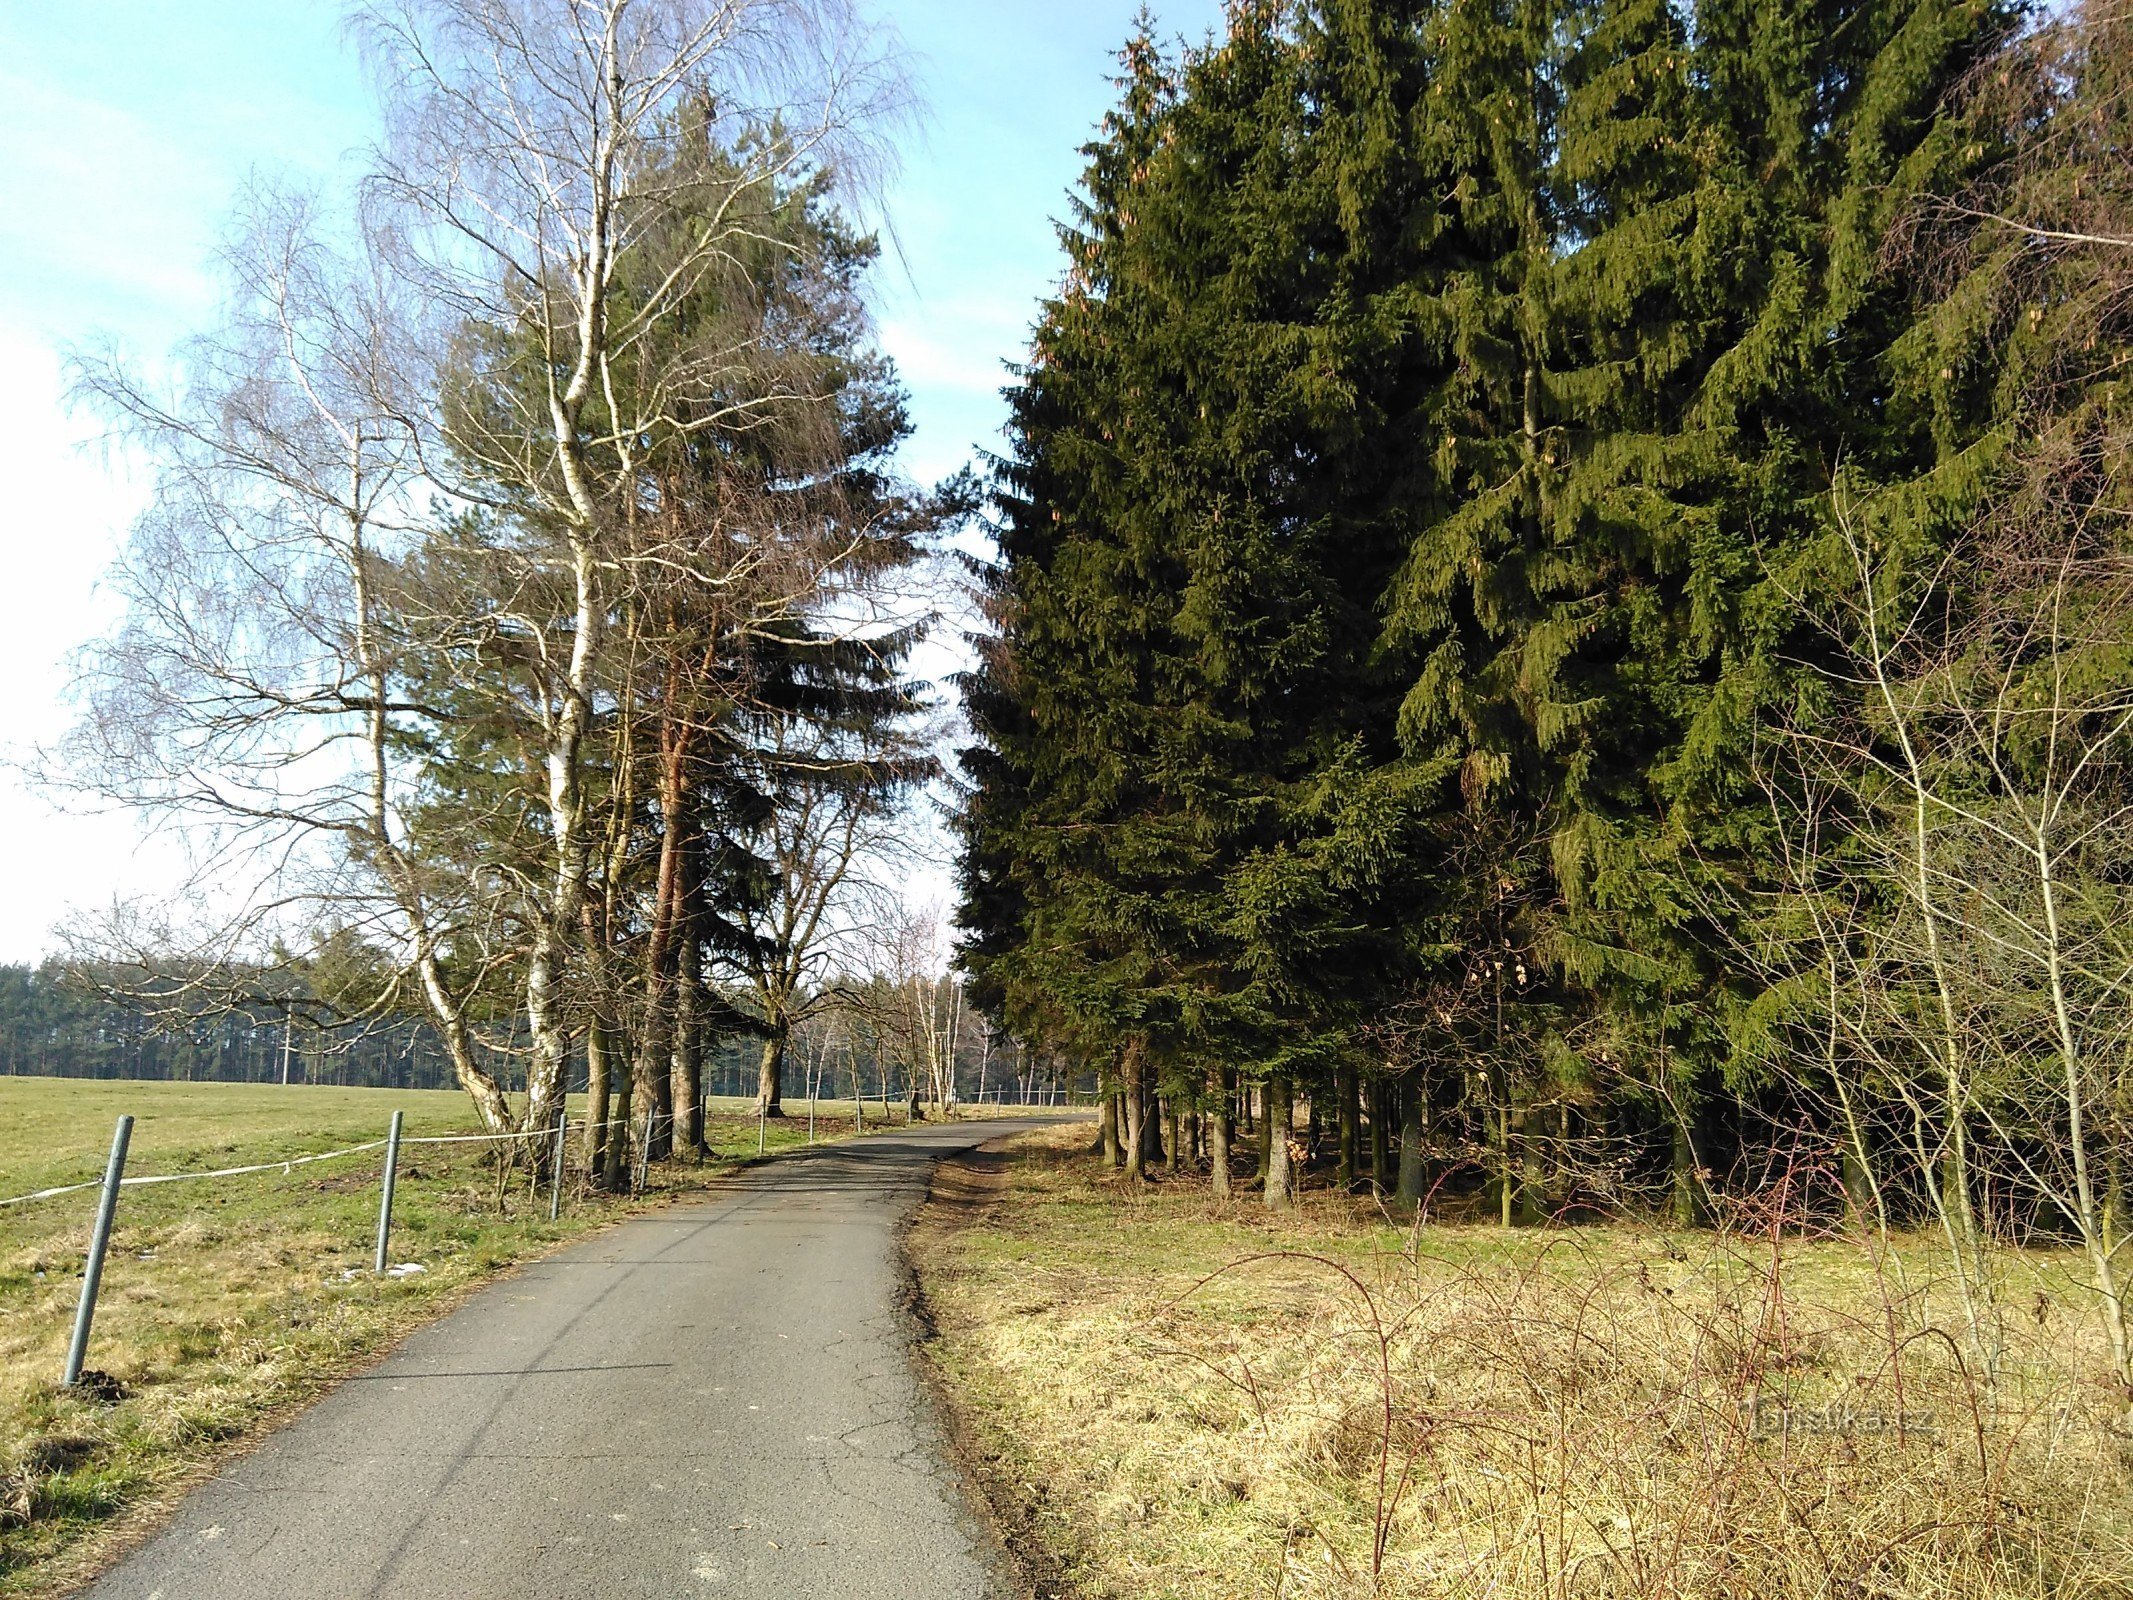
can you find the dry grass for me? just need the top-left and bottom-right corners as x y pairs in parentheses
(909, 1124), (2133, 1600)
(0, 1076), (878, 1596)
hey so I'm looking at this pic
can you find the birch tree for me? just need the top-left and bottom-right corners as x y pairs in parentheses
(1746, 486), (2133, 1393)
(66, 191), (517, 1129)
(353, 0), (903, 1130)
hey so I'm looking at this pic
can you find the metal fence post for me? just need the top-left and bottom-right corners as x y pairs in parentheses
(373, 1109), (404, 1274)
(634, 1109), (651, 1196)
(63, 1114), (133, 1387)
(548, 1105), (568, 1222)
(756, 1101), (766, 1156)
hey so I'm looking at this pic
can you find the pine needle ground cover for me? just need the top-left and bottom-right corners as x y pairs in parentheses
(910, 1125), (2133, 1600)
(0, 1076), (875, 1596)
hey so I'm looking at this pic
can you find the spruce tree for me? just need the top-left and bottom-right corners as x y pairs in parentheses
(954, 24), (1186, 1177)
(957, 0), (2025, 1224)
(961, 6), (1440, 1196)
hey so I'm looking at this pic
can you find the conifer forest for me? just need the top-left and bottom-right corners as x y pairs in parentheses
(954, 0), (2133, 1376)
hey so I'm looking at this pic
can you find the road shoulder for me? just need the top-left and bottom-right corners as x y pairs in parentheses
(902, 1126), (1085, 1600)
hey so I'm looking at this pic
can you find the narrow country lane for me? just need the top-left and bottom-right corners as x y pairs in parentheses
(79, 1120), (1039, 1600)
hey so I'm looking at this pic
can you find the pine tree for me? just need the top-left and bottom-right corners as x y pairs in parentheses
(954, 23), (1186, 1178)
(958, 0), (2028, 1225)
(964, 2), (1477, 1195)
(1372, 0), (2014, 1221)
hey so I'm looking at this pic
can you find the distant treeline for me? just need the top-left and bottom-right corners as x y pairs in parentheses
(0, 964), (502, 1091)
(0, 964), (1072, 1109)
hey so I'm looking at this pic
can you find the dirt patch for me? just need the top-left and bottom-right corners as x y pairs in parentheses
(926, 1142), (1021, 1220)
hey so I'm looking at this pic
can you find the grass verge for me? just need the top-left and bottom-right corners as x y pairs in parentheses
(0, 1076), (881, 1597)
(908, 1123), (2133, 1600)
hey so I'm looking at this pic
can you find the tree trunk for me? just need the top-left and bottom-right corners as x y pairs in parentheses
(1166, 1101), (1182, 1174)
(1670, 1113), (1704, 1229)
(633, 915), (675, 1165)
(1257, 1080), (1275, 1181)
(1263, 1074), (1294, 1209)
(584, 1015), (612, 1181)
(1516, 1102), (1548, 1226)
(1122, 1038), (1149, 1181)
(1395, 1071), (1427, 1210)
(670, 925), (704, 1161)
(1496, 1099), (1515, 1229)
(417, 952), (512, 1131)
(574, 891), (623, 1179)
(1210, 1065), (1234, 1199)
(758, 1026), (787, 1118)
(601, 1031), (636, 1192)
(1841, 1140), (1874, 1223)
(639, 1035), (674, 1162)
(1122, 1093), (1146, 1179)
(632, 664), (695, 1164)
(1368, 1079), (1390, 1195)
(1098, 1088), (1122, 1168)
(1336, 1065), (1359, 1194)
(522, 539), (601, 1134)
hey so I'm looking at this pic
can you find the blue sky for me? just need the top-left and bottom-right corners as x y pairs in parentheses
(0, 0), (1227, 963)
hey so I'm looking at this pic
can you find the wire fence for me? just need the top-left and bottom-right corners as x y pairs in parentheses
(5, 1108), (674, 1388)
(0, 1120), (590, 1211)
(6, 1090), (1068, 1388)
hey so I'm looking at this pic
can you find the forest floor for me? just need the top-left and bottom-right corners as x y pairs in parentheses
(908, 1123), (2133, 1600)
(0, 1076), (889, 1596)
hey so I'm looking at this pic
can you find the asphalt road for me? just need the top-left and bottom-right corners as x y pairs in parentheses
(81, 1118), (1039, 1600)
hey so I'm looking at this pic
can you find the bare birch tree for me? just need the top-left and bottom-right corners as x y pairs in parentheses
(64, 190), (517, 1129)
(1738, 0), (2133, 1393)
(732, 695), (931, 1116)
(350, 0), (904, 1130)
(849, 901), (964, 1116)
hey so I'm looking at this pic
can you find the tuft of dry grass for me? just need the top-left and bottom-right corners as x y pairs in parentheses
(0, 1076), (879, 1596)
(910, 1124), (2133, 1600)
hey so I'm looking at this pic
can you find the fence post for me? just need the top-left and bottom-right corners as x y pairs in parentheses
(548, 1105), (567, 1222)
(634, 1109), (651, 1196)
(756, 1100), (766, 1157)
(373, 1109), (404, 1274)
(63, 1114), (133, 1387)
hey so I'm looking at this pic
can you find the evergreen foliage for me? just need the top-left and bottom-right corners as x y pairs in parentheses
(953, 0), (2108, 1223)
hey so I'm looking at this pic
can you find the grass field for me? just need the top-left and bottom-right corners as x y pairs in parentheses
(0, 1075), (883, 1596)
(910, 1124), (2133, 1600)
